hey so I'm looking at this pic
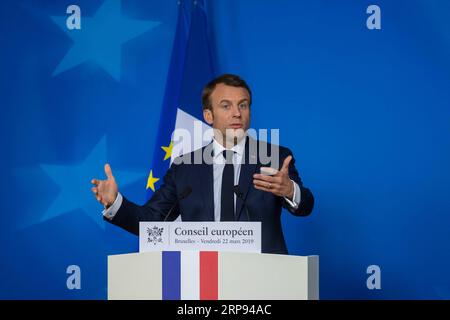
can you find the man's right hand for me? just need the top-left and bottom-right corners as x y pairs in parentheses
(91, 163), (118, 208)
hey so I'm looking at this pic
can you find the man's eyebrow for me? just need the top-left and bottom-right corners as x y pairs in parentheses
(219, 98), (249, 104)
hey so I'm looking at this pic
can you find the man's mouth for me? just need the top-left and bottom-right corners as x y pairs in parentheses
(229, 124), (243, 129)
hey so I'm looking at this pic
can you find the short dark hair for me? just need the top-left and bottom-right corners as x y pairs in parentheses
(201, 74), (252, 111)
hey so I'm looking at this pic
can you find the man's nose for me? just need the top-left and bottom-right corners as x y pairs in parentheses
(232, 104), (241, 117)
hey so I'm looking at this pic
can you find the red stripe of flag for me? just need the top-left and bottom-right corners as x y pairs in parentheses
(199, 251), (218, 300)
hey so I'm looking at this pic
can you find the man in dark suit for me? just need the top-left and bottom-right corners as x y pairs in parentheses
(91, 74), (314, 254)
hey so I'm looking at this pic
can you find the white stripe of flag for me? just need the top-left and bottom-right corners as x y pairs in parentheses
(181, 251), (200, 300)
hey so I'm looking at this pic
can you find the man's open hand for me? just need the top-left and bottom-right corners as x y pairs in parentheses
(91, 163), (118, 208)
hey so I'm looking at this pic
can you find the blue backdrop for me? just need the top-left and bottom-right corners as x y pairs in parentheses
(1, 0), (449, 299)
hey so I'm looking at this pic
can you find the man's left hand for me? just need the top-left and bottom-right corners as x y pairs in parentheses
(253, 155), (294, 199)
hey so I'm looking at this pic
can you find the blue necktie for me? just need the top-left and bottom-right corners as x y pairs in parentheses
(220, 150), (235, 221)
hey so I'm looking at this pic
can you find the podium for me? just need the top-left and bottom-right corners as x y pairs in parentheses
(108, 251), (319, 300)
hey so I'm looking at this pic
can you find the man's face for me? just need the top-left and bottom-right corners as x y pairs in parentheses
(203, 83), (251, 146)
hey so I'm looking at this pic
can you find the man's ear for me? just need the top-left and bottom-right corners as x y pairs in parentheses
(203, 109), (213, 125)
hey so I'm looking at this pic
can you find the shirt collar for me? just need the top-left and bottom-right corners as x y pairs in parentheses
(212, 135), (246, 160)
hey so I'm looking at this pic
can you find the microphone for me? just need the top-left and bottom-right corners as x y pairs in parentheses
(164, 186), (192, 222)
(233, 185), (251, 221)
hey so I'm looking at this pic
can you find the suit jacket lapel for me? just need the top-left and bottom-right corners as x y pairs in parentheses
(236, 137), (259, 221)
(200, 144), (215, 221)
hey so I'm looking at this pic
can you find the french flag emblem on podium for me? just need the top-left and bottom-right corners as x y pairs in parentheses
(162, 251), (218, 300)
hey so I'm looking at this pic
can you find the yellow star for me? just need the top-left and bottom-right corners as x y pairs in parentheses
(161, 141), (174, 161)
(146, 170), (160, 192)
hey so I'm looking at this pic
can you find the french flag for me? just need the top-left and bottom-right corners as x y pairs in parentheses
(146, 0), (215, 200)
(162, 251), (218, 300)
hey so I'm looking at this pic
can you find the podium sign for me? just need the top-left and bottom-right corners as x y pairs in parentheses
(139, 222), (261, 253)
